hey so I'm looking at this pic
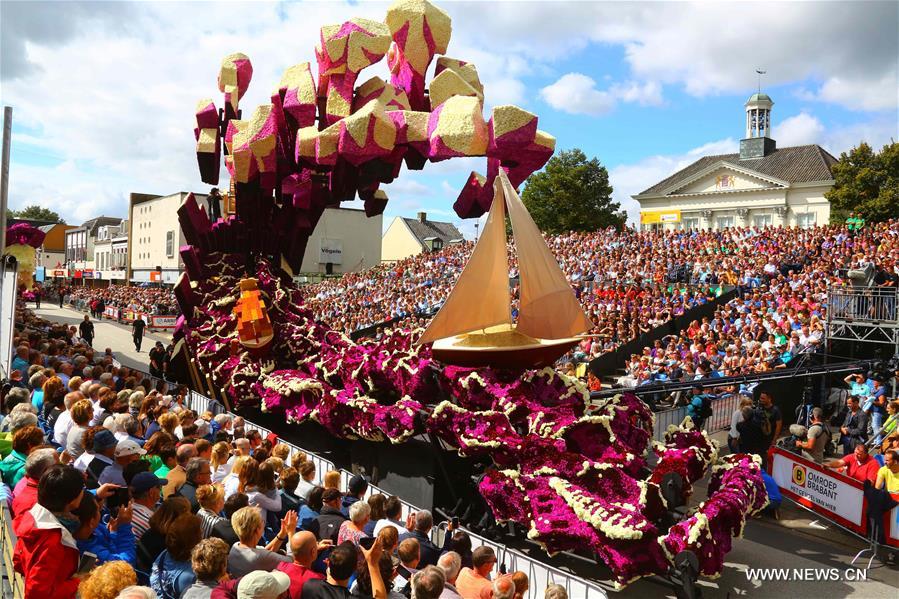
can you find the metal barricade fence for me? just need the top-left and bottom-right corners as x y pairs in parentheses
(705, 393), (740, 432)
(0, 502), (22, 598)
(182, 391), (607, 597)
(652, 406), (687, 441)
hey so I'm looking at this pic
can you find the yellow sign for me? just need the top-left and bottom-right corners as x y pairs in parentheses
(792, 463), (807, 487)
(640, 210), (681, 224)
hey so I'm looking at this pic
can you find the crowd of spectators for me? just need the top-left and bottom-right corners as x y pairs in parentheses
(58, 285), (178, 316)
(305, 223), (899, 378)
(1, 305), (558, 599)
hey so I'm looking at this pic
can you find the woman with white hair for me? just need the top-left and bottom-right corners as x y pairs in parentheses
(544, 583), (568, 599)
(338, 499), (371, 550)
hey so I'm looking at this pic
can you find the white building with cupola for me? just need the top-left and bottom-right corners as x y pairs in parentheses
(634, 92), (837, 231)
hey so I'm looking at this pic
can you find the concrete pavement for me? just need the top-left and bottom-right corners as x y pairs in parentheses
(33, 304), (172, 373)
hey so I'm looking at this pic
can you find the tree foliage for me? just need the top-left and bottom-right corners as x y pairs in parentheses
(9, 205), (65, 224)
(520, 148), (624, 234)
(826, 142), (899, 224)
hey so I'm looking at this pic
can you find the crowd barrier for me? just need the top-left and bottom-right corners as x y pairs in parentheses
(180, 389), (609, 598)
(768, 447), (899, 549)
(0, 501), (22, 598)
(59, 298), (179, 331)
(650, 392), (740, 442)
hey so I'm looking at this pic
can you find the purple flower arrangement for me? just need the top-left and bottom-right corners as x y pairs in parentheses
(4, 222), (45, 248)
(175, 253), (767, 588)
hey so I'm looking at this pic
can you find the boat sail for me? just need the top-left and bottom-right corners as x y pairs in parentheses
(417, 169), (592, 368)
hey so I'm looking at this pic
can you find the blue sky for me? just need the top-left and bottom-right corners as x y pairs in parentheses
(2, 1), (896, 236)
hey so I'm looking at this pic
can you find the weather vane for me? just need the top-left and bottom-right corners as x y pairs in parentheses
(756, 68), (766, 94)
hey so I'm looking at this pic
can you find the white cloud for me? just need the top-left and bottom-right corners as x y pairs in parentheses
(453, 1), (897, 112)
(773, 112), (826, 147)
(609, 80), (663, 107)
(540, 73), (615, 116)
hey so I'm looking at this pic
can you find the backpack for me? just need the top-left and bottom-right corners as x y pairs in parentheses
(700, 395), (714, 419)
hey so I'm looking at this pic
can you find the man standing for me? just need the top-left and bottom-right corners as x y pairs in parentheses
(132, 315), (146, 352)
(758, 391), (783, 449)
(840, 396), (869, 455)
(794, 408), (830, 463)
(79, 315), (94, 348)
(149, 342), (166, 378)
(206, 188), (223, 222)
(34, 286), (41, 309)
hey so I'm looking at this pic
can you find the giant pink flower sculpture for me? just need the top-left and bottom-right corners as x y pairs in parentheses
(176, 0), (768, 588)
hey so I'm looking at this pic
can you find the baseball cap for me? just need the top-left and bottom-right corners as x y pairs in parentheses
(348, 474), (369, 495)
(237, 570), (291, 599)
(115, 439), (147, 458)
(323, 488), (342, 503)
(130, 471), (167, 494)
(93, 429), (118, 452)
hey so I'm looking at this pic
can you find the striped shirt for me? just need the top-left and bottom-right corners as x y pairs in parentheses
(132, 502), (154, 540)
(198, 508), (226, 538)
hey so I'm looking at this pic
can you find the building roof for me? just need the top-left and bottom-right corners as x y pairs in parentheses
(401, 215), (464, 247)
(65, 216), (123, 236)
(747, 92), (772, 103)
(636, 144), (838, 197)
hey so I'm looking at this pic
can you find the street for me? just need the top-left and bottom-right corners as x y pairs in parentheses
(33, 303), (172, 373)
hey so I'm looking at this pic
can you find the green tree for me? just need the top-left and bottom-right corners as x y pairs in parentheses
(826, 142), (899, 224)
(10, 204), (65, 223)
(520, 149), (624, 234)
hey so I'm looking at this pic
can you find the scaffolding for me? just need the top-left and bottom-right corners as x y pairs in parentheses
(826, 285), (899, 355)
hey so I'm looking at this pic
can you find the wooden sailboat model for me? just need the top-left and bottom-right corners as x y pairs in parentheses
(417, 169), (593, 369)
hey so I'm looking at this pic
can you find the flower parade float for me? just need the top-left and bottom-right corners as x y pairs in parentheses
(171, 0), (768, 589)
(4, 222), (46, 301)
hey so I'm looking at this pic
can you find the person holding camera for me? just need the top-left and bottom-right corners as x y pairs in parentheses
(73, 492), (137, 565)
(794, 408), (831, 463)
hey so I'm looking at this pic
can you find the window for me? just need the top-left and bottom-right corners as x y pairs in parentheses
(166, 230), (175, 258)
(716, 216), (734, 229)
(681, 217), (699, 231)
(796, 212), (816, 229)
(753, 214), (772, 228)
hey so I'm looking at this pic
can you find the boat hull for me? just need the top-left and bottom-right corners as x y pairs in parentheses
(430, 335), (579, 369)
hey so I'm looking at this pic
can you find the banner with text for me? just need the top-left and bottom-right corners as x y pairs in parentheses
(319, 238), (343, 265)
(769, 448), (866, 534)
(150, 315), (178, 329)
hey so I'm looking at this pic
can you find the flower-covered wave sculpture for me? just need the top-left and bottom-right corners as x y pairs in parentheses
(175, 0), (768, 588)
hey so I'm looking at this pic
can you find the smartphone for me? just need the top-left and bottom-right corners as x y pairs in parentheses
(359, 536), (377, 550)
(107, 487), (130, 513)
(78, 551), (98, 574)
(451, 517), (459, 529)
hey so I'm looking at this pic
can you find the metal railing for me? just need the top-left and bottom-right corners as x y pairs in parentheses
(0, 502), (22, 598)
(181, 390), (608, 598)
(827, 286), (898, 323)
(651, 393), (742, 441)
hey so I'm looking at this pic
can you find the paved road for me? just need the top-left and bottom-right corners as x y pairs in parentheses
(31, 307), (899, 597)
(34, 304), (172, 373)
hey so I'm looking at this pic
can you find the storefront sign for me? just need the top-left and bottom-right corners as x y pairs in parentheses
(35, 267), (45, 282)
(769, 448), (865, 533)
(640, 210), (681, 225)
(319, 238), (343, 264)
(51, 269), (68, 278)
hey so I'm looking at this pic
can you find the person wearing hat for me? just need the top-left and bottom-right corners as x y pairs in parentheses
(86, 428), (119, 489)
(99, 439), (147, 487)
(310, 487), (348, 543)
(340, 473), (369, 517)
(131, 470), (168, 540)
(237, 570), (291, 599)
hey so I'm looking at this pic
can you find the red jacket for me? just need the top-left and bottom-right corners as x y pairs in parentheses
(12, 476), (38, 520)
(14, 504), (81, 599)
